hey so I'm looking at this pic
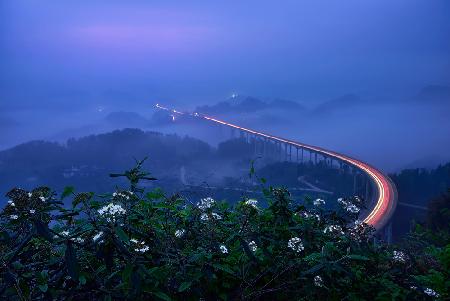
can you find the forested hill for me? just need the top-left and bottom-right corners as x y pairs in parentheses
(391, 163), (450, 206)
(389, 163), (450, 240)
(0, 129), (213, 196)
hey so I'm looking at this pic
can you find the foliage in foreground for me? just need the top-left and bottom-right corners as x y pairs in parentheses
(0, 161), (449, 300)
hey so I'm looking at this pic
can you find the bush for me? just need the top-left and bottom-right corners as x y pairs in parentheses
(0, 160), (448, 300)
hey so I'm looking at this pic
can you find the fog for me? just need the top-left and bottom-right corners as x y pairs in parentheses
(1, 0), (449, 172)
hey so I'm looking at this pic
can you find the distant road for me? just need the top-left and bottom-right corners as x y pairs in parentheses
(156, 104), (398, 230)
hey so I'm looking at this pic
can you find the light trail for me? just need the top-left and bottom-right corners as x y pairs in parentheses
(155, 104), (397, 230)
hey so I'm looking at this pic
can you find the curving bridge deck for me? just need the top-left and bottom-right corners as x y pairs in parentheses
(156, 104), (398, 231)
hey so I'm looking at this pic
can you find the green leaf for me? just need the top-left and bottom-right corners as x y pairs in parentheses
(153, 291), (172, 301)
(34, 220), (53, 242)
(212, 263), (235, 275)
(178, 281), (192, 292)
(79, 275), (87, 285)
(61, 186), (75, 200)
(347, 254), (369, 261)
(146, 188), (164, 200)
(115, 226), (129, 244)
(38, 284), (48, 292)
(122, 263), (133, 283)
(303, 263), (324, 275)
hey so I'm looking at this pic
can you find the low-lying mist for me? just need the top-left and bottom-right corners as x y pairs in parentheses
(1, 85), (449, 173)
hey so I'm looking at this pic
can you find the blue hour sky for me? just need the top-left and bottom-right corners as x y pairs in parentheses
(1, 0), (449, 107)
(0, 0), (449, 170)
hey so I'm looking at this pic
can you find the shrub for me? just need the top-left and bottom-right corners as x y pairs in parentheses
(0, 160), (448, 300)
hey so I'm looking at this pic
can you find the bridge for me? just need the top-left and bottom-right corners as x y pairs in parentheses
(156, 104), (398, 236)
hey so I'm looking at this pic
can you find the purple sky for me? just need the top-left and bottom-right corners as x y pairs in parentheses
(1, 0), (449, 106)
(0, 1), (449, 170)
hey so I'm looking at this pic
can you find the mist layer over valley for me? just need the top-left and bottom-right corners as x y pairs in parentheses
(2, 85), (449, 173)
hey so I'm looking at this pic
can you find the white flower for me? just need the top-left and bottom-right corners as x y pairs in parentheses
(7, 200), (15, 207)
(112, 192), (117, 197)
(314, 275), (324, 287)
(301, 212), (320, 222)
(392, 250), (407, 263)
(287, 237), (304, 253)
(39, 196), (46, 202)
(354, 220), (363, 227)
(338, 198), (360, 214)
(200, 212), (222, 221)
(313, 198), (325, 206)
(323, 225), (344, 235)
(130, 238), (150, 253)
(72, 237), (85, 243)
(28, 192), (32, 198)
(93, 231), (103, 242)
(197, 197), (215, 210)
(135, 245), (150, 253)
(60, 231), (70, 237)
(211, 213), (222, 220)
(175, 229), (185, 238)
(423, 288), (439, 297)
(346, 204), (360, 214)
(98, 203), (126, 223)
(29, 209), (35, 214)
(10, 214), (19, 220)
(248, 241), (257, 252)
(219, 245), (228, 254)
(244, 199), (258, 209)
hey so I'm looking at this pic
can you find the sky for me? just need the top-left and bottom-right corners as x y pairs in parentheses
(0, 0), (449, 170)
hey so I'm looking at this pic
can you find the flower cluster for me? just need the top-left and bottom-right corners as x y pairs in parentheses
(244, 199), (258, 209)
(248, 240), (257, 252)
(130, 238), (150, 253)
(392, 250), (407, 263)
(323, 225), (344, 235)
(337, 198), (360, 214)
(349, 220), (368, 242)
(313, 198), (325, 206)
(200, 212), (222, 221)
(112, 191), (133, 200)
(175, 229), (185, 238)
(57, 230), (84, 243)
(219, 245), (228, 254)
(197, 197), (215, 210)
(98, 203), (126, 223)
(314, 275), (324, 287)
(300, 211), (321, 222)
(423, 288), (439, 298)
(287, 237), (304, 253)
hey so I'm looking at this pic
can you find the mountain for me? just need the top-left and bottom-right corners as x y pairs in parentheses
(105, 111), (151, 127)
(196, 96), (304, 115)
(0, 129), (215, 198)
(413, 85), (450, 104)
(313, 94), (361, 114)
(269, 99), (305, 111)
